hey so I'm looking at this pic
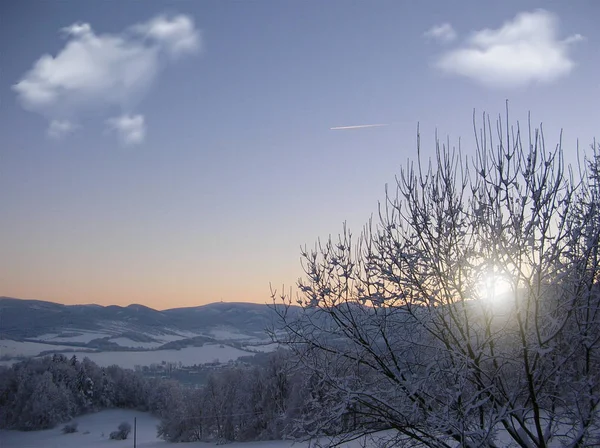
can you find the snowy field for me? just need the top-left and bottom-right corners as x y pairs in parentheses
(0, 408), (564, 448)
(107, 337), (165, 349)
(206, 327), (254, 340)
(38, 343), (253, 369)
(33, 330), (192, 347)
(35, 331), (113, 343)
(0, 409), (375, 448)
(0, 339), (92, 359)
(162, 329), (199, 339)
(0, 409), (161, 448)
(242, 342), (280, 352)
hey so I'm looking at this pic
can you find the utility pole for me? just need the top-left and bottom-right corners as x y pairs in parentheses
(133, 417), (137, 448)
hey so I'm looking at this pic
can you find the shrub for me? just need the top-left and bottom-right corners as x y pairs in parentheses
(62, 422), (78, 434)
(109, 421), (131, 440)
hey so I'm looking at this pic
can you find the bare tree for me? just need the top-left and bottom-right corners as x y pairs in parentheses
(271, 112), (600, 447)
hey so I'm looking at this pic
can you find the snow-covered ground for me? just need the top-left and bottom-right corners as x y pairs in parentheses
(0, 409), (161, 448)
(105, 332), (200, 348)
(32, 330), (193, 347)
(0, 408), (562, 448)
(162, 329), (198, 339)
(206, 327), (254, 340)
(0, 409), (376, 448)
(34, 331), (112, 344)
(0, 339), (92, 359)
(42, 343), (253, 369)
(0, 330), (262, 367)
(108, 337), (164, 349)
(242, 342), (280, 352)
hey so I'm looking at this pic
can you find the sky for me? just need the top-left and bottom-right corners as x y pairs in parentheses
(1, 0), (598, 309)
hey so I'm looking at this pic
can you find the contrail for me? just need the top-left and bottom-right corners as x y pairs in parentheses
(330, 123), (389, 130)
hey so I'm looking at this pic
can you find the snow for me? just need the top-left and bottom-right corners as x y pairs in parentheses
(242, 343), (280, 352)
(34, 331), (198, 348)
(0, 409), (382, 448)
(108, 337), (164, 349)
(155, 334), (188, 342)
(47, 343), (254, 369)
(162, 329), (198, 339)
(207, 328), (253, 340)
(0, 409), (566, 448)
(34, 331), (112, 344)
(0, 339), (92, 359)
(0, 409), (161, 448)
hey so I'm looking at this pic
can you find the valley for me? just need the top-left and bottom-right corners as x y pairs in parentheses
(0, 297), (283, 373)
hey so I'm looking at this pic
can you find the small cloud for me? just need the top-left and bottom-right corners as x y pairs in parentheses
(424, 23), (457, 43)
(107, 114), (146, 145)
(563, 33), (585, 45)
(434, 10), (583, 88)
(47, 119), (77, 139)
(13, 14), (200, 142)
(61, 22), (92, 37)
(330, 124), (388, 130)
(134, 14), (201, 57)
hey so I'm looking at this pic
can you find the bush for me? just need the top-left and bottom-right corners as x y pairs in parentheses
(62, 422), (78, 434)
(109, 421), (131, 440)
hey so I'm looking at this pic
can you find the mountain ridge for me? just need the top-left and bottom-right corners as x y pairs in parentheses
(0, 296), (291, 340)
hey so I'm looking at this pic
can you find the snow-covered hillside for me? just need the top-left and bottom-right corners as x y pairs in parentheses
(0, 297), (289, 341)
(0, 339), (94, 359)
(35, 331), (113, 344)
(0, 409), (160, 448)
(50, 343), (253, 369)
(0, 409), (382, 448)
(0, 298), (288, 368)
(34, 330), (190, 348)
(0, 342), (255, 368)
(242, 342), (280, 353)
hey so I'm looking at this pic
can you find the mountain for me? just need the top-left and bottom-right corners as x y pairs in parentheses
(0, 297), (289, 340)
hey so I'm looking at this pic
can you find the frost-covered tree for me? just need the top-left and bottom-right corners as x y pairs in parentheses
(272, 114), (600, 447)
(0, 355), (162, 430)
(156, 381), (203, 442)
(22, 371), (72, 429)
(156, 350), (300, 443)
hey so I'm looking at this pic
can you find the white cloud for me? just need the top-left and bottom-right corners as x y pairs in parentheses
(424, 23), (457, 43)
(134, 14), (200, 57)
(47, 119), (77, 139)
(106, 114), (146, 145)
(330, 124), (388, 130)
(62, 22), (92, 37)
(434, 10), (583, 88)
(13, 14), (200, 143)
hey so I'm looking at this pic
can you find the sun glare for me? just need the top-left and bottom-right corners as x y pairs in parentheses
(476, 269), (513, 302)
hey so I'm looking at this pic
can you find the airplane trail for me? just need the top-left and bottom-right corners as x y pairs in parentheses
(330, 123), (388, 130)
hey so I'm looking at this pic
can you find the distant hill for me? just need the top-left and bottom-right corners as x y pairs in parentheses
(0, 296), (293, 340)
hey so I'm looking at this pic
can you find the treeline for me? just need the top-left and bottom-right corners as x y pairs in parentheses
(0, 354), (164, 430)
(156, 350), (313, 442)
(0, 350), (341, 443)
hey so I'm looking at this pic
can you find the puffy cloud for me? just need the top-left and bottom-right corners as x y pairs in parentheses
(13, 14), (200, 142)
(106, 114), (146, 145)
(134, 14), (200, 57)
(47, 119), (78, 139)
(424, 23), (457, 43)
(434, 10), (583, 88)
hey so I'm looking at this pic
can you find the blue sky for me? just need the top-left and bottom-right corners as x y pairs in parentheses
(1, 0), (598, 308)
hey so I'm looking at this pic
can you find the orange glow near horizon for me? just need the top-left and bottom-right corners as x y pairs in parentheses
(0, 284), (278, 310)
(0, 222), (303, 310)
(0, 262), (299, 310)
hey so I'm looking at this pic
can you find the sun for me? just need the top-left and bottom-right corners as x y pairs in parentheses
(476, 268), (513, 302)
